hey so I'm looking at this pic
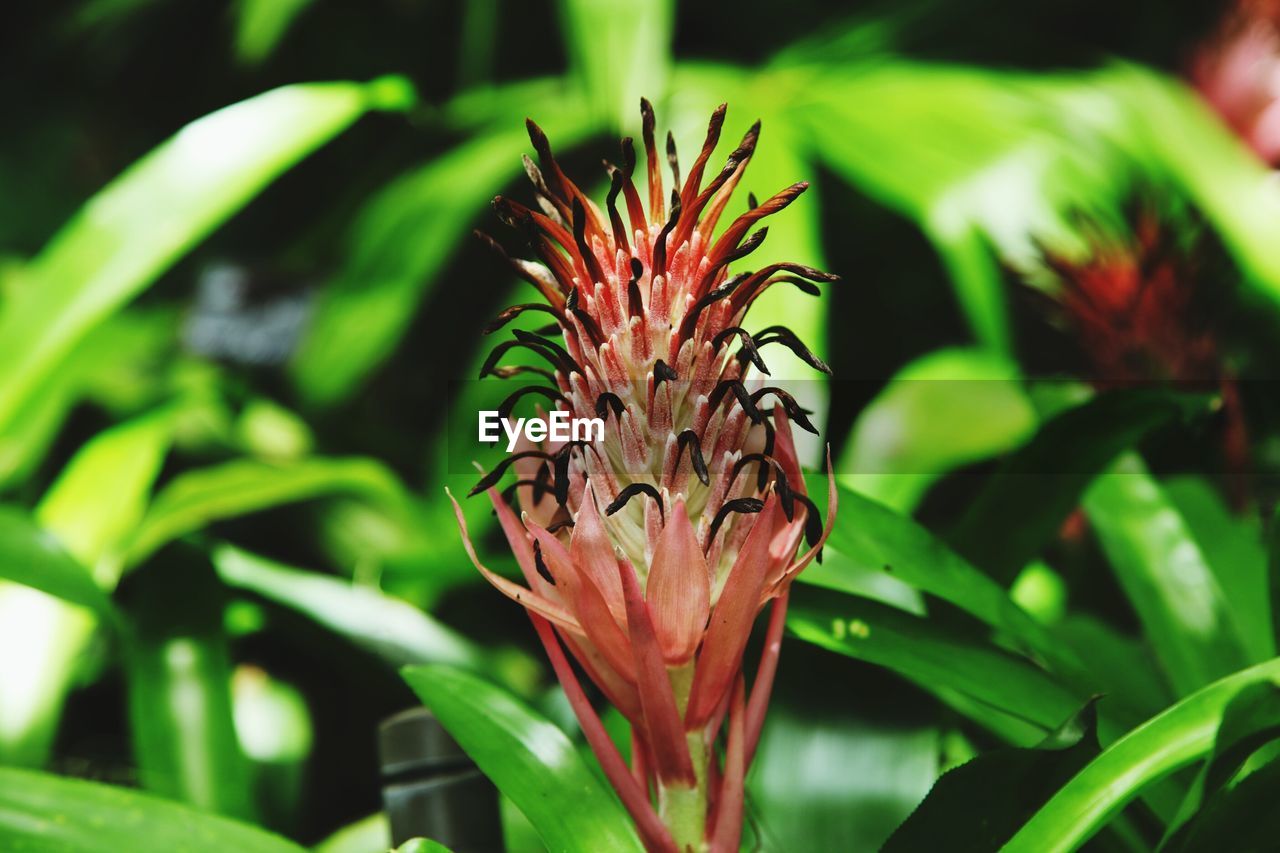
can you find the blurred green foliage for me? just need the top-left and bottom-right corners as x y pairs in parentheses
(3, 0), (1280, 851)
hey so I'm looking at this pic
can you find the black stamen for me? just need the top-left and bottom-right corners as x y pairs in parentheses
(676, 429), (710, 485)
(532, 540), (556, 585)
(747, 192), (759, 210)
(468, 451), (557, 497)
(707, 497), (765, 546)
(486, 364), (557, 382)
(512, 329), (582, 376)
(666, 130), (681, 190)
(753, 325), (832, 375)
(627, 257), (644, 318)
(653, 359), (679, 388)
(721, 227), (768, 265)
(712, 326), (770, 375)
(707, 379), (763, 423)
(595, 392), (625, 421)
(677, 272), (749, 340)
(546, 518), (576, 534)
(790, 493), (825, 551)
(605, 169), (631, 254)
(730, 453), (794, 519)
(750, 387), (819, 434)
(605, 482), (665, 522)
(651, 194), (682, 278)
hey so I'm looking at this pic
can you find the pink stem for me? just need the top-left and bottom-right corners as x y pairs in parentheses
(530, 615), (676, 852)
(709, 675), (746, 853)
(745, 586), (790, 764)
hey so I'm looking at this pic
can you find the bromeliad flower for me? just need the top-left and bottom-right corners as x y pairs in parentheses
(447, 100), (837, 852)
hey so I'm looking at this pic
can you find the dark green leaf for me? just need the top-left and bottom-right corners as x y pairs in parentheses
(213, 544), (484, 670)
(948, 388), (1209, 586)
(1005, 658), (1280, 852)
(1163, 757), (1280, 853)
(0, 79), (411, 435)
(837, 347), (1035, 513)
(1161, 682), (1280, 848)
(1085, 455), (1252, 696)
(1164, 476), (1273, 662)
(402, 664), (644, 853)
(0, 767), (302, 852)
(884, 700), (1101, 852)
(125, 456), (408, 566)
(124, 549), (255, 819)
(803, 477), (1082, 684)
(0, 506), (116, 619)
(788, 585), (1083, 743)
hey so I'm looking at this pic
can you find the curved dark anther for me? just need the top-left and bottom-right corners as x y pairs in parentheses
(605, 482), (665, 522)
(712, 326), (770, 376)
(480, 338), (568, 380)
(666, 130), (681, 190)
(651, 194), (682, 278)
(497, 386), (571, 423)
(545, 518), (576, 534)
(721, 227), (768, 266)
(753, 325), (833, 375)
(605, 169), (631, 254)
(676, 429), (710, 486)
(532, 540), (556, 586)
(550, 441), (597, 506)
(677, 272), (750, 341)
(627, 257), (644, 317)
(500, 474), (553, 506)
(620, 136), (637, 176)
(653, 359), (679, 388)
(566, 287), (605, 345)
(750, 387), (819, 434)
(468, 450), (557, 497)
(708, 379), (763, 423)
(571, 199), (608, 286)
(512, 329), (582, 376)
(595, 392), (625, 421)
(730, 453), (794, 520)
(747, 192), (759, 210)
(790, 493), (825, 551)
(483, 303), (560, 335)
(706, 497), (765, 546)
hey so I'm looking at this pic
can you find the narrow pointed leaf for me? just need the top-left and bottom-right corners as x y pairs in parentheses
(0, 767), (303, 852)
(1004, 658), (1280, 852)
(402, 664), (645, 853)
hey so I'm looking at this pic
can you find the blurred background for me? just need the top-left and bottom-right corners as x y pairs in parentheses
(3, 0), (1280, 850)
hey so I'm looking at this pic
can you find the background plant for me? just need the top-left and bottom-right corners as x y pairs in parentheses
(2, 0), (1280, 850)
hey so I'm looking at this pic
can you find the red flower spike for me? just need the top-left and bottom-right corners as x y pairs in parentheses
(457, 100), (839, 849)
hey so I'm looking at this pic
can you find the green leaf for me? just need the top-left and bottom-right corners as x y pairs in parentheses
(311, 812), (390, 853)
(837, 347), (1035, 512)
(1162, 682), (1280, 847)
(0, 506), (116, 619)
(213, 544), (484, 670)
(125, 456), (407, 566)
(1004, 658), (1280, 852)
(125, 551), (256, 820)
(787, 585), (1082, 744)
(233, 0), (315, 65)
(0, 766), (303, 852)
(1162, 757), (1280, 853)
(803, 478), (1080, 682)
(558, 0), (673, 130)
(394, 841), (454, 853)
(884, 700), (1101, 852)
(1163, 476), (1273, 662)
(402, 664), (644, 853)
(1084, 455), (1252, 696)
(0, 409), (176, 764)
(948, 388), (1209, 585)
(291, 82), (594, 405)
(0, 79), (411, 436)
(749, 654), (939, 850)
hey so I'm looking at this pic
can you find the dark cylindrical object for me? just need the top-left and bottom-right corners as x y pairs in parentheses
(379, 708), (504, 852)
